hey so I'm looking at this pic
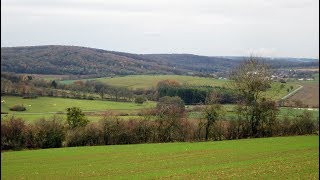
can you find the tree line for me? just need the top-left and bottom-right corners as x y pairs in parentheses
(1, 73), (139, 102)
(1, 98), (318, 150)
(2, 73), (236, 104)
(157, 79), (237, 105)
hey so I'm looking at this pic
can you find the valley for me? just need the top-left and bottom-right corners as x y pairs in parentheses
(1, 46), (319, 179)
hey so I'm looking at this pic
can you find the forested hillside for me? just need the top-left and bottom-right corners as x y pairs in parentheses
(1, 45), (318, 77)
(1, 46), (185, 77)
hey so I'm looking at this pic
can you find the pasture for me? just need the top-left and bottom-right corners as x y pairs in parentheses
(59, 74), (300, 101)
(1, 135), (318, 179)
(1, 96), (156, 122)
(59, 75), (228, 89)
(1, 95), (318, 123)
(263, 82), (300, 101)
(1, 96), (155, 113)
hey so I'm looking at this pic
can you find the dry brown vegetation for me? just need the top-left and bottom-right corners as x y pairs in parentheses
(285, 83), (319, 108)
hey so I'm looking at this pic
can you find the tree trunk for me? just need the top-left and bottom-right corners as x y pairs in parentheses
(205, 122), (211, 141)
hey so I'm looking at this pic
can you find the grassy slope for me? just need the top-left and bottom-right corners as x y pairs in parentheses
(2, 96), (318, 122)
(1, 96), (156, 122)
(59, 75), (227, 89)
(1, 135), (318, 179)
(59, 75), (300, 101)
(1, 96), (155, 113)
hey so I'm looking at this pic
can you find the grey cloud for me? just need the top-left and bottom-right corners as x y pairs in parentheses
(1, 0), (318, 58)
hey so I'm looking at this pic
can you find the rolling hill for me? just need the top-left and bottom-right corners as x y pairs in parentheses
(1, 45), (318, 77)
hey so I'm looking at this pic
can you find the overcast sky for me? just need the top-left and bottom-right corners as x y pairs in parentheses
(1, 0), (319, 58)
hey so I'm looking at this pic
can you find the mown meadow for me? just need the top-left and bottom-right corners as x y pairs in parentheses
(2, 96), (318, 123)
(1, 135), (318, 179)
(59, 75), (228, 89)
(1, 96), (156, 122)
(1, 96), (155, 113)
(59, 75), (300, 99)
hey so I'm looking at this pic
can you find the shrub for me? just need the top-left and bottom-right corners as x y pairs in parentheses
(130, 120), (155, 143)
(83, 123), (104, 146)
(293, 111), (316, 135)
(22, 95), (38, 99)
(65, 123), (104, 147)
(1, 117), (27, 150)
(134, 96), (146, 104)
(178, 118), (197, 141)
(87, 95), (95, 100)
(276, 112), (317, 136)
(9, 105), (26, 111)
(99, 118), (128, 145)
(25, 124), (38, 149)
(64, 127), (86, 147)
(32, 118), (65, 149)
(225, 119), (239, 140)
(137, 108), (157, 117)
(3, 105), (318, 151)
(118, 112), (129, 116)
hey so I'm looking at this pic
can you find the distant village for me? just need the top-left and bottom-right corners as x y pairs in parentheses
(270, 69), (317, 82)
(203, 68), (318, 82)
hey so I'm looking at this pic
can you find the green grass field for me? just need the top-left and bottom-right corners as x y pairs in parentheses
(2, 96), (318, 122)
(263, 82), (300, 100)
(1, 135), (318, 179)
(59, 75), (228, 89)
(1, 96), (155, 113)
(1, 96), (156, 122)
(59, 74), (301, 101)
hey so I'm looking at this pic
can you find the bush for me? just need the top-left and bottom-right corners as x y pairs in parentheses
(32, 118), (65, 149)
(275, 111), (316, 136)
(3, 107), (318, 151)
(118, 112), (129, 116)
(9, 105), (26, 111)
(1, 117), (27, 150)
(99, 118), (129, 145)
(137, 108), (157, 117)
(87, 95), (95, 100)
(22, 95), (38, 99)
(135, 96), (146, 104)
(25, 124), (38, 149)
(65, 123), (104, 147)
(130, 120), (155, 143)
(293, 111), (316, 135)
(64, 127), (86, 147)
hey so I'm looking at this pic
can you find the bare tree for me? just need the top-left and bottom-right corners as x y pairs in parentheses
(229, 56), (277, 137)
(202, 91), (225, 141)
(156, 96), (185, 142)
